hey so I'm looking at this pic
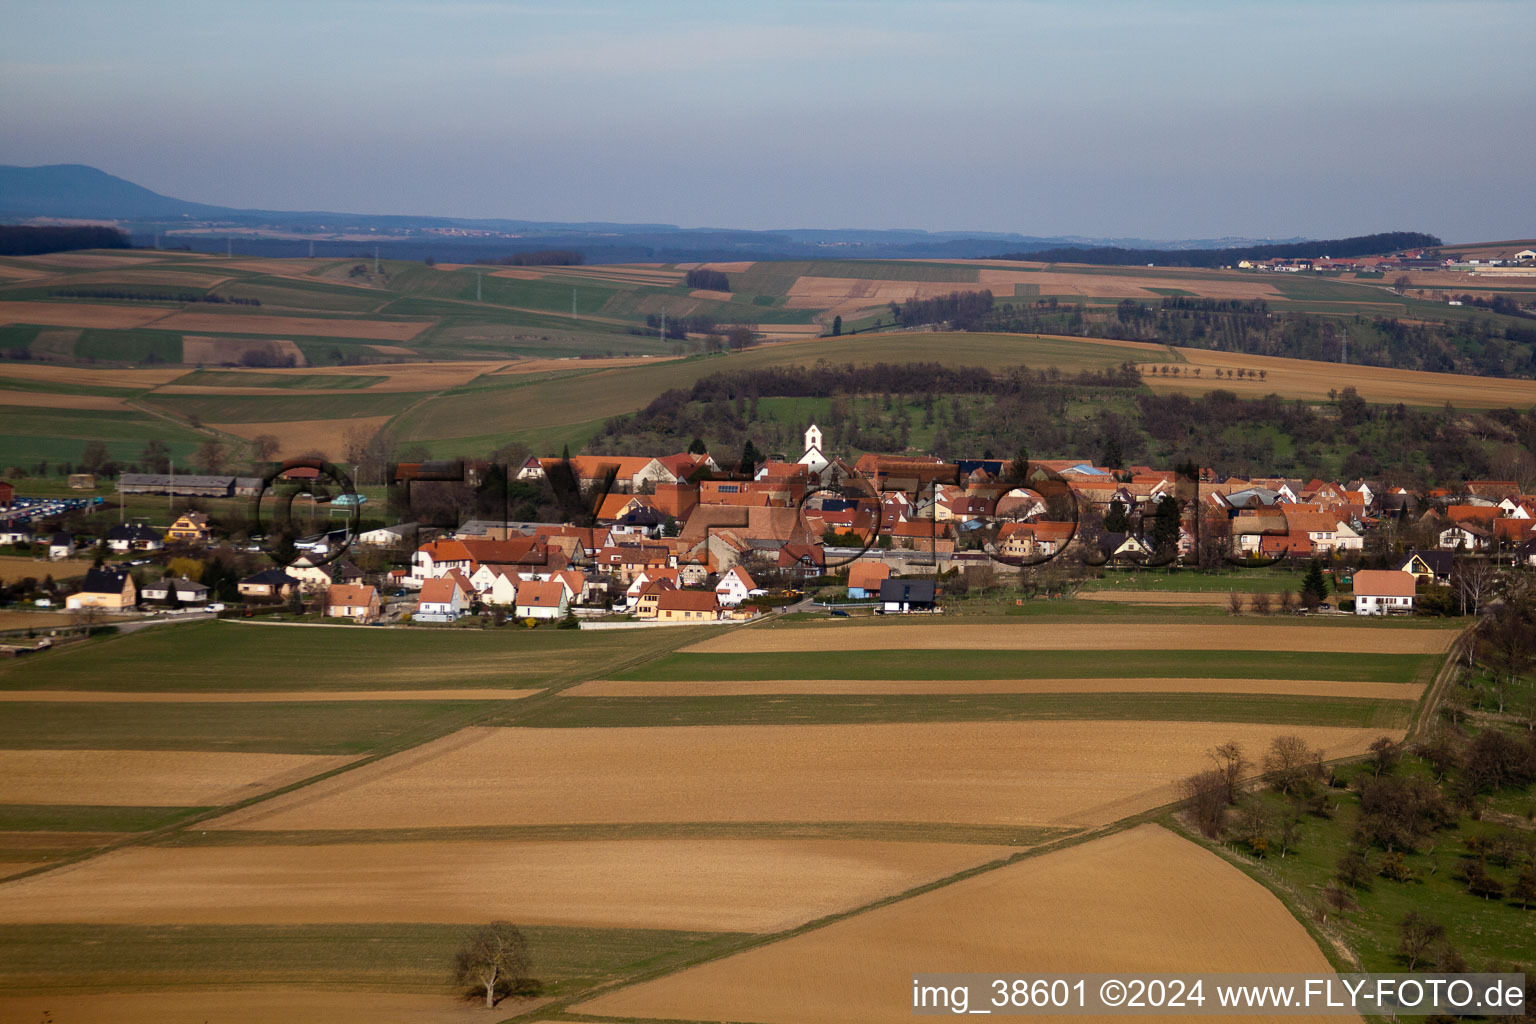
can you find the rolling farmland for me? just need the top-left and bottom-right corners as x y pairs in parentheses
(4, 248), (1535, 465)
(0, 608), (1463, 1017)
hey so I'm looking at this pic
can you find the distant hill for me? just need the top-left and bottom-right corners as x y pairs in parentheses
(0, 164), (236, 220)
(0, 163), (1325, 264)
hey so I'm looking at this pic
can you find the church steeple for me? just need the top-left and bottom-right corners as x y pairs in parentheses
(804, 423), (822, 454)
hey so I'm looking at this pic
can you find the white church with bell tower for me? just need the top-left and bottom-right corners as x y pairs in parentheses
(797, 423), (829, 477)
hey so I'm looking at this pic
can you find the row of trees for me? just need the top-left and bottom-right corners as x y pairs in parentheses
(48, 288), (260, 306)
(890, 289), (995, 329)
(684, 268), (730, 291)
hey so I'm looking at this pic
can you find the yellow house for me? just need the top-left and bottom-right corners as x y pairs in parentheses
(166, 512), (211, 543)
(66, 567), (137, 610)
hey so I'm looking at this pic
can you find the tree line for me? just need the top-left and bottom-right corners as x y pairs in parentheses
(890, 289), (995, 329)
(684, 268), (730, 291)
(474, 249), (584, 266)
(991, 231), (1442, 268)
(0, 224), (131, 256)
(48, 288), (260, 306)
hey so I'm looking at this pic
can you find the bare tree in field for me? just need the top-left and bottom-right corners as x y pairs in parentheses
(251, 433), (281, 464)
(1209, 741), (1249, 804)
(1398, 911), (1445, 970)
(1264, 735), (1323, 795)
(454, 921), (531, 1009)
(1277, 588), (1298, 614)
(1450, 557), (1496, 616)
(1181, 769), (1229, 838)
(1227, 590), (1244, 616)
(1248, 591), (1272, 615)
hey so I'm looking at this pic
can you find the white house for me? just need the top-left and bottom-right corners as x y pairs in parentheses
(48, 532), (75, 560)
(468, 564), (519, 606)
(415, 571), (470, 622)
(514, 579), (569, 620)
(714, 566), (757, 607)
(1352, 569), (1415, 616)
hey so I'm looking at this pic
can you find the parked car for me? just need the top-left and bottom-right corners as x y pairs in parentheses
(829, 609), (850, 618)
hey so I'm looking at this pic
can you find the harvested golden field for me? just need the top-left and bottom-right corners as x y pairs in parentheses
(0, 610), (135, 631)
(180, 335), (308, 367)
(211, 415), (394, 458)
(0, 688), (539, 703)
(0, 555), (97, 580)
(0, 389), (124, 410)
(156, 311), (430, 341)
(685, 621), (1456, 655)
(0, 990), (492, 1024)
(0, 838), (1010, 932)
(211, 722), (1386, 832)
(565, 677), (1425, 701)
(0, 749), (356, 806)
(0, 362), (184, 387)
(1145, 346), (1536, 408)
(0, 300), (172, 329)
(577, 824), (1351, 1024)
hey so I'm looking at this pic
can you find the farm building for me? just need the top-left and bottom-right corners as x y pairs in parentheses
(67, 473), (95, 490)
(0, 481), (12, 509)
(1352, 570), (1416, 615)
(66, 567), (136, 611)
(118, 474), (239, 498)
(880, 578), (937, 613)
(48, 532), (75, 560)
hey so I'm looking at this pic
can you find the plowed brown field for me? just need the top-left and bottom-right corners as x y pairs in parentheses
(0, 749), (357, 806)
(0, 301), (172, 329)
(208, 722), (1387, 832)
(211, 415), (394, 458)
(0, 838), (1011, 932)
(684, 622), (1456, 655)
(564, 677), (1425, 700)
(0, 689), (539, 703)
(575, 824), (1352, 1024)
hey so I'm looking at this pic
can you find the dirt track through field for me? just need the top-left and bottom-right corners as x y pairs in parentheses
(576, 824), (1352, 1024)
(0, 689), (541, 703)
(0, 749), (357, 806)
(684, 621), (1456, 655)
(208, 722), (1389, 832)
(564, 677), (1425, 700)
(0, 838), (1011, 932)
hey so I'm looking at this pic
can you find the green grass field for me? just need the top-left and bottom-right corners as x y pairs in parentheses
(508, 692), (1416, 729)
(0, 700), (494, 754)
(615, 649), (1435, 684)
(0, 619), (695, 692)
(0, 804), (208, 832)
(0, 406), (210, 467)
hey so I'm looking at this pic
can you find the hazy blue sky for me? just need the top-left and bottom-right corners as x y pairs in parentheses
(2, 0), (1532, 241)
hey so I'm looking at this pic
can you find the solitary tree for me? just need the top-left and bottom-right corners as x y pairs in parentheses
(1209, 741), (1249, 804)
(687, 436), (707, 455)
(251, 433), (281, 464)
(454, 921), (532, 1009)
(1398, 912), (1445, 969)
(1181, 769), (1228, 838)
(1300, 560), (1329, 608)
(1368, 736), (1402, 777)
(831, 315), (842, 337)
(1101, 435), (1123, 471)
(1264, 734), (1323, 795)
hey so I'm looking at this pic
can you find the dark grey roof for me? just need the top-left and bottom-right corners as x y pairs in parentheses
(79, 567), (130, 594)
(107, 523), (163, 541)
(119, 473), (235, 489)
(880, 579), (937, 603)
(241, 568), (299, 586)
